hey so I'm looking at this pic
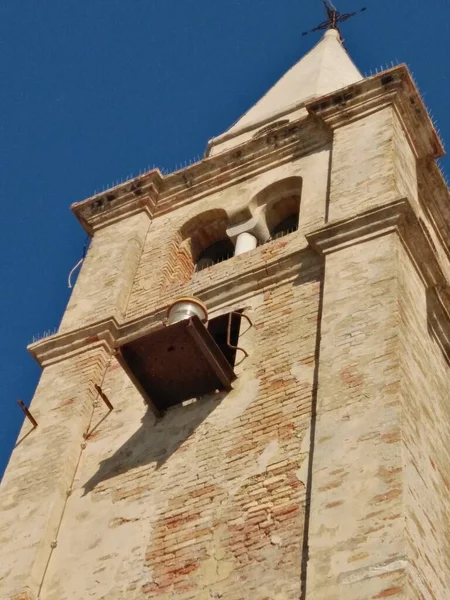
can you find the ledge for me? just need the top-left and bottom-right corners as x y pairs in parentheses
(427, 285), (450, 363)
(307, 197), (446, 289)
(306, 200), (408, 255)
(30, 197), (450, 367)
(71, 170), (163, 234)
(69, 65), (443, 235)
(306, 65), (444, 160)
(28, 235), (318, 366)
(27, 318), (120, 367)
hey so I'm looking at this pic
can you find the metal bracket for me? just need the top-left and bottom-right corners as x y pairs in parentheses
(17, 399), (38, 428)
(226, 311), (253, 360)
(94, 384), (114, 411)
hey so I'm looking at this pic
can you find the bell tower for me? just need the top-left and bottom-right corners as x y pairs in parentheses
(1, 25), (450, 600)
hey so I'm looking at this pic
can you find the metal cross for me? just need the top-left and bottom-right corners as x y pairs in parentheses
(302, 0), (366, 38)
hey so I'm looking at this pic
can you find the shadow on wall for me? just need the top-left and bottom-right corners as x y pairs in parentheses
(426, 286), (450, 367)
(82, 390), (227, 495)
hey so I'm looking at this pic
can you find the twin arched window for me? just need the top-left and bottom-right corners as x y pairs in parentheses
(190, 177), (302, 273)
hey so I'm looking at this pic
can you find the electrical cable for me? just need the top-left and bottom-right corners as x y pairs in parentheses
(68, 236), (89, 289)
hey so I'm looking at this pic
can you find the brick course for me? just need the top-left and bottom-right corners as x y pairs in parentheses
(1, 63), (450, 600)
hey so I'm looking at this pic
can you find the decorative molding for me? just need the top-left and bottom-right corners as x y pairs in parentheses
(205, 105), (310, 154)
(306, 65), (444, 160)
(31, 196), (450, 368)
(70, 66), (443, 235)
(71, 171), (162, 234)
(28, 318), (119, 367)
(306, 199), (408, 254)
(70, 120), (329, 234)
(307, 196), (450, 361)
(417, 159), (450, 264)
(155, 121), (329, 217)
(307, 197), (446, 289)
(27, 236), (320, 366)
(427, 285), (450, 364)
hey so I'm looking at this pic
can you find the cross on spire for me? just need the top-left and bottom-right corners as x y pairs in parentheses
(302, 0), (366, 38)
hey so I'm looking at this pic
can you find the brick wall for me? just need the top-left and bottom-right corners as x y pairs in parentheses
(0, 345), (109, 600)
(305, 234), (405, 599)
(60, 213), (151, 333)
(37, 252), (323, 600)
(125, 152), (330, 323)
(2, 73), (450, 600)
(399, 244), (450, 598)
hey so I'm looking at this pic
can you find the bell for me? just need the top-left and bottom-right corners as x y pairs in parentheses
(166, 297), (208, 326)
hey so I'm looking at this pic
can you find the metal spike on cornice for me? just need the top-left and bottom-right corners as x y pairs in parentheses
(436, 159), (450, 188)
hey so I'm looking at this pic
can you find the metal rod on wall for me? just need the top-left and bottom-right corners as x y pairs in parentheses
(17, 399), (38, 428)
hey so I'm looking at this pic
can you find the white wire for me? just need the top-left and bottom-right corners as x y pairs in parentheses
(68, 258), (84, 289)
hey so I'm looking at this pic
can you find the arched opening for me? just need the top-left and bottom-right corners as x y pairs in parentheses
(195, 238), (234, 272)
(163, 209), (232, 285)
(265, 192), (301, 241)
(249, 176), (302, 242)
(271, 213), (299, 240)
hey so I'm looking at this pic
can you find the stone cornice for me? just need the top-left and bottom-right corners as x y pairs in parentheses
(28, 237), (318, 366)
(306, 65), (444, 161)
(417, 159), (450, 266)
(31, 197), (450, 366)
(204, 103), (310, 155)
(307, 199), (408, 255)
(70, 116), (329, 234)
(71, 170), (163, 234)
(155, 120), (329, 217)
(109, 242), (319, 347)
(308, 197), (450, 362)
(427, 285), (450, 363)
(28, 319), (119, 368)
(306, 197), (446, 289)
(70, 65), (444, 234)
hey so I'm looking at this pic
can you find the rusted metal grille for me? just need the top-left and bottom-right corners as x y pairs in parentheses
(118, 316), (236, 412)
(194, 239), (234, 273)
(272, 224), (298, 240)
(194, 252), (233, 272)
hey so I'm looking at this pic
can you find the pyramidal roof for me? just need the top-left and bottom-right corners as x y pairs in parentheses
(227, 29), (362, 134)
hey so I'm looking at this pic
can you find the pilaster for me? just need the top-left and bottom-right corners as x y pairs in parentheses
(0, 343), (111, 600)
(59, 212), (152, 334)
(305, 198), (450, 598)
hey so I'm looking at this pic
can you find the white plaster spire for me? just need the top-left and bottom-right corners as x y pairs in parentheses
(227, 28), (362, 135)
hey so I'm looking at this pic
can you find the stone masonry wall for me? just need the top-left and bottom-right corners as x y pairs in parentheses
(126, 151), (330, 323)
(0, 345), (110, 600)
(2, 84), (450, 600)
(306, 234), (405, 599)
(328, 107), (398, 222)
(37, 251), (322, 600)
(399, 244), (450, 599)
(60, 212), (151, 333)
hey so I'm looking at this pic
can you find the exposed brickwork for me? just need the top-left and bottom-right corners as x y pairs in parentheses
(60, 212), (151, 333)
(125, 153), (330, 323)
(306, 235), (406, 599)
(163, 208), (230, 287)
(1, 57), (450, 600)
(399, 244), (450, 598)
(37, 255), (322, 599)
(0, 346), (110, 600)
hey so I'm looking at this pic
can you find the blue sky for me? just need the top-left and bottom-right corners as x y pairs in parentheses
(0, 0), (449, 478)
